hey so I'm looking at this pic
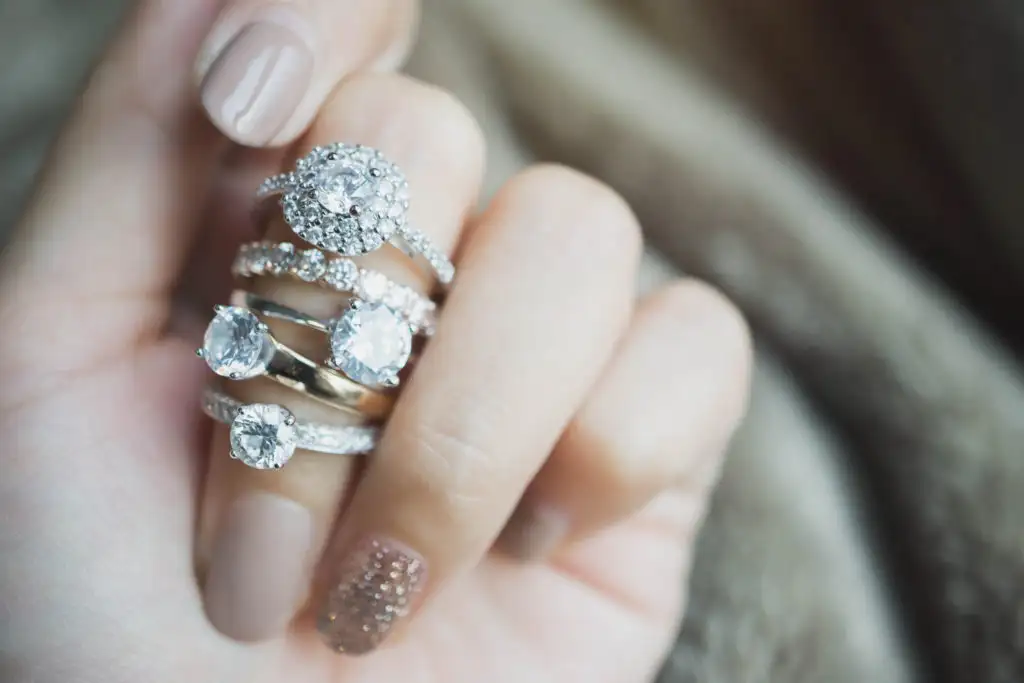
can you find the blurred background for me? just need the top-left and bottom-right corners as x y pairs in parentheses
(2, 1), (1023, 681)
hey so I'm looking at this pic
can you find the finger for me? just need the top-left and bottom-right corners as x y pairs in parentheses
(196, 0), (419, 146)
(197, 73), (484, 643)
(498, 280), (753, 561)
(1, 0), (226, 362)
(312, 165), (642, 655)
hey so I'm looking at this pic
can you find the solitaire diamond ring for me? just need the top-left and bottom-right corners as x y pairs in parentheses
(229, 291), (418, 389)
(232, 241), (437, 334)
(199, 305), (394, 419)
(202, 387), (378, 469)
(257, 143), (455, 285)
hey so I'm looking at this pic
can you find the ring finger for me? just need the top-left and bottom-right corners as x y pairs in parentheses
(195, 72), (484, 642)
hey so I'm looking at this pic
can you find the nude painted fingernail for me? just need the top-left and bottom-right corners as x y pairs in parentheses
(317, 539), (427, 655)
(499, 504), (570, 561)
(200, 21), (314, 145)
(203, 492), (314, 642)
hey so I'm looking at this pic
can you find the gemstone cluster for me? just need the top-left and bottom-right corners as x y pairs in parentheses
(278, 144), (409, 256)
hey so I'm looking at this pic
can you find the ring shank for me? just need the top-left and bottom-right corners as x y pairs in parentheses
(202, 387), (379, 456)
(265, 337), (394, 420)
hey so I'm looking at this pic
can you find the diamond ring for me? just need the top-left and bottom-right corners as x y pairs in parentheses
(258, 143), (455, 285)
(198, 305), (394, 419)
(202, 387), (378, 469)
(229, 291), (419, 389)
(232, 241), (437, 334)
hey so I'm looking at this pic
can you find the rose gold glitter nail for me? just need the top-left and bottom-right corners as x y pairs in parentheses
(316, 538), (426, 655)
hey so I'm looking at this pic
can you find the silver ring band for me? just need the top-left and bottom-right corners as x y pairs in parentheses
(202, 386), (378, 469)
(232, 241), (437, 334)
(230, 290), (418, 389)
(231, 290), (332, 334)
(198, 306), (394, 419)
(256, 143), (455, 285)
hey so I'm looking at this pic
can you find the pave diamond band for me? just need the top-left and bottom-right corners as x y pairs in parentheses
(198, 306), (394, 419)
(232, 241), (437, 334)
(256, 143), (455, 285)
(202, 387), (378, 468)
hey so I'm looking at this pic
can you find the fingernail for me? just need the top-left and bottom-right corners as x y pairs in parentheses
(499, 504), (570, 561)
(203, 492), (314, 642)
(317, 538), (427, 655)
(200, 21), (314, 145)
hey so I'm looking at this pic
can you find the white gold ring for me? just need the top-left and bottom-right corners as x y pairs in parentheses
(198, 305), (394, 418)
(229, 291), (418, 389)
(202, 386), (378, 469)
(232, 241), (437, 334)
(257, 143), (455, 285)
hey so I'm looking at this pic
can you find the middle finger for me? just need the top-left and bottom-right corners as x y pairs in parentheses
(314, 165), (642, 654)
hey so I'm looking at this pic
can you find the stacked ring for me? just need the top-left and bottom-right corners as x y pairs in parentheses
(202, 387), (378, 469)
(198, 143), (451, 469)
(232, 241), (437, 334)
(198, 305), (394, 418)
(229, 290), (426, 388)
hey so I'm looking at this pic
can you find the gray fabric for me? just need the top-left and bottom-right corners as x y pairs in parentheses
(2, 1), (1021, 681)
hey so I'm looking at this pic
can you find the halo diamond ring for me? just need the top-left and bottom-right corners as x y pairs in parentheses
(258, 143), (455, 284)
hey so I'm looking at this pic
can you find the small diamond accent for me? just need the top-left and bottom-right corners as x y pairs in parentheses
(266, 243), (296, 275)
(324, 258), (359, 291)
(229, 403), (298, 469)
(201, 306), (272, 379)
(330, 303), (413, 387)
(357, 271), (389, 302)
(295, 249), (327, 282)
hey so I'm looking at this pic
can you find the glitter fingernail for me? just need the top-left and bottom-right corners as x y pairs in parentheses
(316, 538), (426, 655)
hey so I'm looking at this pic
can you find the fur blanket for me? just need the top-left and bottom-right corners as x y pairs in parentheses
(2, 1), (1022, 681)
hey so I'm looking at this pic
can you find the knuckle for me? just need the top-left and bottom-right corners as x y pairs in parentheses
(562, 418), (669, 502)
(650, 279), (754, 430)
(654, 280), (752, 367)
(507, 165), (643, 260)
(398, 415), (509, 522)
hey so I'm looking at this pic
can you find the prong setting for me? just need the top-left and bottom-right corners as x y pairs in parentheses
(200, 306), (274, 380)
(329, 302), (413, 389)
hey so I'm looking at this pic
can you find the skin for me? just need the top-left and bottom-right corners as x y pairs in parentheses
(0, 1), (752, 682)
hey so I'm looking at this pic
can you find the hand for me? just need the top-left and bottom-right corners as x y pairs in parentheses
(0, 2), (751, 682)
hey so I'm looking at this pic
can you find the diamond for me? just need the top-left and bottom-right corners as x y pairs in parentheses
(201, 307), (272, 379)
(315, 158), (379, 215)
(330, 303), (412, 387)
(247, 245), (271, 275)
(266, 243), (296, 275)
(229, 403), (298, 469)
(295, 249), (327, 282)
(281, 146), (413, 257)
(384, 286), (410, 310)
(357, 271), (389, 302)
(324, 258), (359, 291)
